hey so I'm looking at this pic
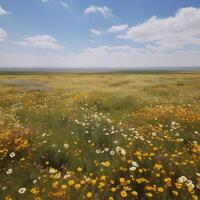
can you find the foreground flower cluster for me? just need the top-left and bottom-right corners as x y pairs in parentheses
(0, 75), (200, 200)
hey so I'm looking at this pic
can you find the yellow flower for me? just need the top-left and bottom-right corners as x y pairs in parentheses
(132, 191), (138, 196)
(77, 167), (82, 172)
(175, 182), (182, 189)
(30, 187), (40, 195)
(52, 181), (59, 188)
(172, 191), (178, 196)
(136, 177), (149, 184)
(74, 184), (81, 190)
(61, 184), (67, 190)
(110, 180), (115, 184)
(146, 192), (153, 198)
(192, 195), (198, 200)
(154, 164), (162, 170)
(188, 187), (195, 194)
(120, 190), (127, 198)
(164, 177), (172, 187)
(157, 187), (164, 193)
(102, 161), (110, 167)
(68, 180), (75, 186)
(80, 180), (86, 184)
(139, 169), (143, 173)
(91, 179), (96, 185)
(156, 173), (160, 177)
(98, 182), (105, 188)
(111, 187), (116, 192)
(119, 178), (125, 183)
(5, 196), (12, 200)
(101, 175), (106, 181)
(108, 197), (114, 200)
(86, 192), (93, 198)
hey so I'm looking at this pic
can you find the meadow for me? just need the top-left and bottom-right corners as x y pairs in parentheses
(0, 72), (200, 200)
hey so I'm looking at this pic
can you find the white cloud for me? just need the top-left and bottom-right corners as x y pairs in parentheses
(108, 24), (129, 33)
(41, 0), (48, 3)
(1, 45), (200, 68)
(83, 45), (144, 54)
(13, 35), (63, 50)
(0, 27), (7, 42)
(90, 29), (102, 36)
(59, 1), (69, 9)
(118, 7), (200, 50)
(0, 5), (9, 15)
(84, 6), (113, 18)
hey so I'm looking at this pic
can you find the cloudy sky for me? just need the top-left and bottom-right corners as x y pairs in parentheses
(0, 0), (200, 68)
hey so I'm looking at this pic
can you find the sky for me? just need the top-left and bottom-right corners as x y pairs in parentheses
(0, 0), (200, 68)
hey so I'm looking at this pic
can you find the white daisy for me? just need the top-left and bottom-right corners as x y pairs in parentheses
(9, 152), (16, 158)
(18, 187), (26, 194)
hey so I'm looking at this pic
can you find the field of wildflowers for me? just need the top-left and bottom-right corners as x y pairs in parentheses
(0, 73), (200, 200)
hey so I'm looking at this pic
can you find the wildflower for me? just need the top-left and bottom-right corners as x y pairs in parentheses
(69, 180), (75, 186)
(164, 177), (172, 187)
(196, 172), (200, 177)
(5, 196), (12, 200)
(86, 192), (93, 198)
(9, 152), (16, 158)
(146, 192), (153, 198)
(91, 179), (96, 185)
(30, 187), (40, 195)
(172, 191), (178, 196)
(104, 148), (109, 152)
(61, 184), (67, 190)
(64, 143), (69, 149)
(99, 182), (105, 188)
(175, 182), (182, 189)
(102, 161), (110, 167)
(111, 187), (116, 192)
(192, 195), (198, 200)
(33, 179), (37, 184)
(49, 167), (58, 174)
(152, 132), (157, 136)
(116, 146), (126, 155)
(77, 167), (82, 172)
(129, 166), (137, 171)
(132, 161), (139, 167)
(74, 184), (81, 190)
(96, 149), (101, 154)
(52, 181), (59, 188)
(132, 191), (138, 196)
(80, 180), (86, 184)
(6, 168), (13, 175)
(54, 173), (61, 179)
(119, 178), (125, 183)
(154, 164), (162, 170)
(136, 177), (149, 184)
(157, 187), (164, 192)
(120, 190), (127, 198)
(108, 197), (114, 200)
(110, 151), (115, 156)
(156, 173), (160, 177)
(177, 176), (187, 183)
(42, 133), (46, 137)
(18, 187), (26, 194)
(2, 186), (7, 190)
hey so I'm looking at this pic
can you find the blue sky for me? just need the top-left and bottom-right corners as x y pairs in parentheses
(0, 0), (200, 68)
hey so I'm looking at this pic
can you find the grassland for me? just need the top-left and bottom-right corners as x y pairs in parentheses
(0, 72), (200, 200)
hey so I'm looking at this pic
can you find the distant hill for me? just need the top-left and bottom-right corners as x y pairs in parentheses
(0, 66), (200, 74)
